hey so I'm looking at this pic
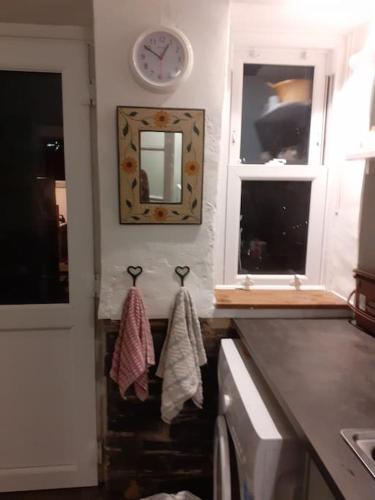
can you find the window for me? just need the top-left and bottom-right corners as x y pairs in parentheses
(225, 48), (328, 286)
(239, 64), (314, 165)
(239, 180), (311, 275)
(0, 70), (69, 304)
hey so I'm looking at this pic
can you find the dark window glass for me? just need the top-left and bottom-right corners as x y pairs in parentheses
(0, 71), (68, 304)
(240, 64), (314, 164)
(239, 181), (312, 275)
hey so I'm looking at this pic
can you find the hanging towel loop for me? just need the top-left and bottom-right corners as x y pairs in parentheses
(175, 266), (190, 287)
(127, 266), (143, 286)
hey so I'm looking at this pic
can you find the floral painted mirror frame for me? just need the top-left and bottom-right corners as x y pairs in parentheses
(117, 106), (204, 224)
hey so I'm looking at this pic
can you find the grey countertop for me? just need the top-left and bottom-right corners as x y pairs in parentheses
(234, 318), (375, 500)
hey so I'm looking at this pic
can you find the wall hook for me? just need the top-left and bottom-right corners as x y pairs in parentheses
(127, 266), (143, 286)
(175, 266), (190, 287)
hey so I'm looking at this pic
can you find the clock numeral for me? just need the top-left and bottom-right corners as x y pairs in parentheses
(144, 63), (148, 69)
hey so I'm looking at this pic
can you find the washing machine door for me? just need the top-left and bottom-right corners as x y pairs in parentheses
(214, 416), (243, 500)
(214, 416), (231, 500)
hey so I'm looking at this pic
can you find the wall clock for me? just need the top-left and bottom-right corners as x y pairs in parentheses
(130, 27), (193, 92)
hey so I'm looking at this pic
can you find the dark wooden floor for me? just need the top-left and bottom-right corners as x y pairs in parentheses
(0, 487), (122, 500)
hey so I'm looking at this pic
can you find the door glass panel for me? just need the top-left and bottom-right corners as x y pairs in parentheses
(239, 180), (311, 275)
(240, 64), (314, 164)
(0, 71), (68, 304)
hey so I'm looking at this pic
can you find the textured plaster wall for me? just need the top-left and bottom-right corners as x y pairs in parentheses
(93, 0), (230, 319)
(324, 23), (374, 298)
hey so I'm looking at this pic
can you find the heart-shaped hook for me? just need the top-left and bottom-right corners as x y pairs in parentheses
(127, 266), (143, 286)
(175, 266), (190, 286)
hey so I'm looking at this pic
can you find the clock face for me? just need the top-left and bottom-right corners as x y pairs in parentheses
(131, 28), (193, 91)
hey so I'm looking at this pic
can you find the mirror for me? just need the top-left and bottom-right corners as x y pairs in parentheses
(370, 79), (375, 130)
(117, 106), (204, 224)
(139, 131), (182, 204)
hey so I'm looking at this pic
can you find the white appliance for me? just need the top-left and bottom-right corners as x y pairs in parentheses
(214, 339), (304, 500)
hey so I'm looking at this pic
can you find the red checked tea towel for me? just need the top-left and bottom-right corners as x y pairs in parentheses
(110, 287), (155, 401)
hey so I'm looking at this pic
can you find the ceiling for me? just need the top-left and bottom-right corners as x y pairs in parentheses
(0, 0), (92, 26)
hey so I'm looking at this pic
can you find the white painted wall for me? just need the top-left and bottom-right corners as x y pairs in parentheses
(94, 0), (374, 318)
(93, 0), (230, 319)
(324, 22), (374, 299)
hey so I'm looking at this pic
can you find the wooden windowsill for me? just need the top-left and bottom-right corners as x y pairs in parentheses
(215, 289), (348, 309)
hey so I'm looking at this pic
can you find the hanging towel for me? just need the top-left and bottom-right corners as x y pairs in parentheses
(110, 287), (155, 401)
(156, 287), (207, 423)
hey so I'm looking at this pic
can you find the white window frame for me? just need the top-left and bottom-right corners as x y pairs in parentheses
(224, 47), (328, 287)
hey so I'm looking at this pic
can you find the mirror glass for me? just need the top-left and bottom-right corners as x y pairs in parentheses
(140, 131), (182, 203)
(370, 79), (375, 130)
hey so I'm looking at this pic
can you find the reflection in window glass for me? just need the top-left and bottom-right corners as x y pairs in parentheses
(239, 181), (311, 275)
(240, 64), (314, 164)
(0, 71), (68, 304)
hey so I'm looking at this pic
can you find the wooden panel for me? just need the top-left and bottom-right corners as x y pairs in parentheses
(104, 318), (237, 499)
(215, 289), (347, 309)
(0, 330), (75, 469)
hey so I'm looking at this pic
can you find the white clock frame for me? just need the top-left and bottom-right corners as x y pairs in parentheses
(129, 26), (194, 93)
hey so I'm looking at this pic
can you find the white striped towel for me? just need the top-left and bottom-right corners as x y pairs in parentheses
(156, 287), (207, 423)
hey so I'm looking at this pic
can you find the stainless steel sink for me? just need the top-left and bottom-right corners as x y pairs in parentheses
(341, 429), (375, 478)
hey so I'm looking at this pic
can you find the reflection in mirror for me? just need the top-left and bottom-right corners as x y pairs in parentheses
(370, 79), (375, 130)
(140, 131), (182, 203)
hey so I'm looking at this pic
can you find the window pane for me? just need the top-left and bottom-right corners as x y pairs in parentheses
(240, 64), (314, 164)
(0, 71), (68, 304)
(239, 181), (311, 275)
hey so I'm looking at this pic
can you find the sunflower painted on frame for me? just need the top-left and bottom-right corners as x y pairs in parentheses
(184, 160), (200, 176)
(153, 206), (168, 221)
(153, 110), (171, 128)
(121, 156), (137, 174)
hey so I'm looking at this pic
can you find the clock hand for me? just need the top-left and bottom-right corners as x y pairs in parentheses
(144, 45), (161, 59)
(160, 43), (170, 60)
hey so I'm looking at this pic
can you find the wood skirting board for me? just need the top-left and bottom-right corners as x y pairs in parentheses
(215, 289), (348, 309)
(104, 318), (237, 499)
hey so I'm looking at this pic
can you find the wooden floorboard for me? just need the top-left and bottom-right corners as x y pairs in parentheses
(0, 487), (120, 500)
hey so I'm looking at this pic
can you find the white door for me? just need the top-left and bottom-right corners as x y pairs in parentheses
(0, 36), (97, 491)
